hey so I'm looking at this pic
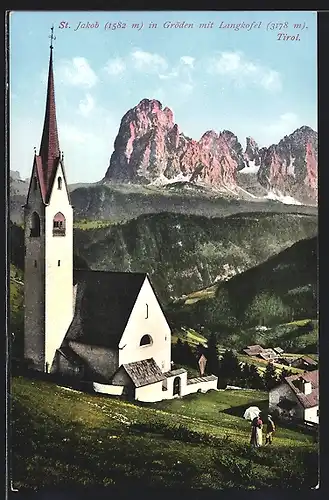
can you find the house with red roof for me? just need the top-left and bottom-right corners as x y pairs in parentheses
(269, 370), (319, 424)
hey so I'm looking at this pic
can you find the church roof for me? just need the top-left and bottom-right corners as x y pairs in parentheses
(28, 30), (70, 205)
(64, 270), (148, 348)
(121, 358), (165, 388)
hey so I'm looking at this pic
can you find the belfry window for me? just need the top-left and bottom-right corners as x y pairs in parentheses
(57, 177), (62, 190)
(30, 212), (41, 237)
(140, 334), (153, 347)
(33, 177), (38, 191)
(53, 212), (66, 236)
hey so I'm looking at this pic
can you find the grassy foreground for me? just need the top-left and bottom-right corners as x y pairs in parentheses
(11, 376), (318, 491)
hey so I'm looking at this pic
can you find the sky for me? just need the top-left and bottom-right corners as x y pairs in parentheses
(10, 11), (317, 184)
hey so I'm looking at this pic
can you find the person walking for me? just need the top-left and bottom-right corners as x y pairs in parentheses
(250, 414), (263, 447)
(265, 414), (276, 445)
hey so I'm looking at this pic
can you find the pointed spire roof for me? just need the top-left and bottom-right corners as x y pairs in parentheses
(36, 26), (62, 203)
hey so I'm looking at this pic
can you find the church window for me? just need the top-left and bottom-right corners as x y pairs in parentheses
(33, 177), (38, 191)
(34, 260), (37, 268)
(57, 177), (62, 190)
(145, 303), (149, 319)
(58, 260), (61, 266)
(53, 212), (66, 236)
(30, 212), (41, 237)
(140, 334), (153, 347)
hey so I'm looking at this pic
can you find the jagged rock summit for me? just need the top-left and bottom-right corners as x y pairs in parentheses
(104, 99), (317, 205)
(257, 126), (318, 204)
(104, 98), (246, 188)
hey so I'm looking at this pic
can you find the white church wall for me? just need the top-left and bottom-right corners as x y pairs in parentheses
(44, 163), (74, 370)
(182, 377), (218, 396)
(304, 406), (319, 424)
(135, 381), (164, 402)
(93, 382), (124, 396)
(119, 277), (171, 372)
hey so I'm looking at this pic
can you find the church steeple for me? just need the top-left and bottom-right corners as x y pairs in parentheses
(38, 25), (60, 201)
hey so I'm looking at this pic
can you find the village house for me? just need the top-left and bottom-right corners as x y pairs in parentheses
(22, 29), (218, 403)
(290, 356), (318, 371)
(269, 370), (319, 424)
(243, 345), (280, 362)
(243, 345), (264, 357)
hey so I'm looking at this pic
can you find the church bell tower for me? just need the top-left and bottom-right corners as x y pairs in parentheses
(23, 27), (74, 372)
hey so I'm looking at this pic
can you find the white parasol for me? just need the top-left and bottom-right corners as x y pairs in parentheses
(243, 406), (261, 421)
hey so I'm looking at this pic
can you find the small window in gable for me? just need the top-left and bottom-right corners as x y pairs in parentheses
(33, 177), (38, 191)
(58, 260), (61, 267)
(140, 334), (153, 347)
(53, 212), (66, 236)
(34, 260), (37, 268)
(145, 303), (149, 319)
(58, 177), (62, 190)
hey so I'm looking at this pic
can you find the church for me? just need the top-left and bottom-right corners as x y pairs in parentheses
(22, 30), (218, 403)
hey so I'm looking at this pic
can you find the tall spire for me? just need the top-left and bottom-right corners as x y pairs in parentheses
(38, 25), (60, 196)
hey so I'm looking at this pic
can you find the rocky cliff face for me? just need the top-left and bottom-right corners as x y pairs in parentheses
(243, 137), (262, 168)
(257, 126), (318, 204)
(104, 99), (318, 205)
(105, 99), (246, 188)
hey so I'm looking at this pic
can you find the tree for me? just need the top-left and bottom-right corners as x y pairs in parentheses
(248, 364), (265, 390)
(206, 332), (220, 376)
(172, 338), (196, 369)
(172, 338), (184, 364)
(245, 292), (291, 327)
(240, 363), (251, 388)
(280, 367), (293, 382)
(263, 362), (278, 391)
(218, 349), (242, 385)
(181, 341), (196, 367)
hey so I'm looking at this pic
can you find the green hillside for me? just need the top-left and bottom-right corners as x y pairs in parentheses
(168, 237), (317, 351)
(11, 376), (318, 491)
(73, 211), (316, 302)
(9, 212), (317, 304)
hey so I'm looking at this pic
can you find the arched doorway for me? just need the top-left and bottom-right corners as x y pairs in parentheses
(173, 376), (181, 396)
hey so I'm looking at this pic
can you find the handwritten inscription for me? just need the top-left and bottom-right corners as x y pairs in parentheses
(58, 20), (308, 39)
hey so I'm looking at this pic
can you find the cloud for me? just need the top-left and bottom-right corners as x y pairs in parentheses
(178, 82), (194, 95)
(78, 93), (95, 117)
(265, 112), (299, 140)
(180, 56), (195, 68)
(57, 57), (98, 88)
(104, 57), (126, 76)
(131, 49), (168, 73)
(209, 51), (282, 92)
(252, 112), (300, 147)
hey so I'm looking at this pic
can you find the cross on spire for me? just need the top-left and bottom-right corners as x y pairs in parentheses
(49, 25), (56, 50)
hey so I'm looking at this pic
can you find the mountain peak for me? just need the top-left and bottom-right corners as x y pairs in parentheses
(104, 98), (317, 204)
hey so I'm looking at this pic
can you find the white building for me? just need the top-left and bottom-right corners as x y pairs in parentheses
(269, 370), (319, 424)
(22, 31), (218, 403)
